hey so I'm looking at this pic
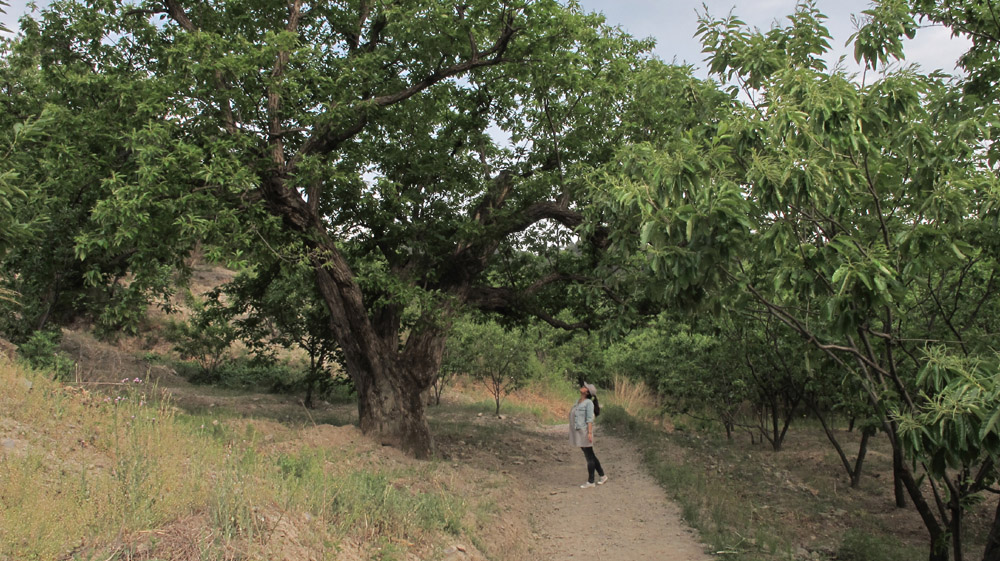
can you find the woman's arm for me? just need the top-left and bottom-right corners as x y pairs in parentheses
(586, 400), (595, 443)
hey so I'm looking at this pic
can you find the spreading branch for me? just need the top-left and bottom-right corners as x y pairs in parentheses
(289, 13), (519, 169)
(161, 0), (238, 133)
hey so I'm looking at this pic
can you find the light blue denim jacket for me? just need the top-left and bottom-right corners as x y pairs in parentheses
(571, 398), (595, 430)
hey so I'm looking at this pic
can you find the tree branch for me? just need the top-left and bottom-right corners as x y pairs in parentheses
(499, 201), (584, 235)
(464, 273), (595, 330)
(266, 0), (304, 171)
(162, 0), (196, 32)
(289, 13), (519, 169)
(161, 0), (238, 134)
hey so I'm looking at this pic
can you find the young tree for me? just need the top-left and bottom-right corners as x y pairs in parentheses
(0, 27), (197, 338)
(445, 319), (536, 416)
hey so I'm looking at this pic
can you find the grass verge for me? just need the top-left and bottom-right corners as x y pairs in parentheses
(600, 404), (930, 561)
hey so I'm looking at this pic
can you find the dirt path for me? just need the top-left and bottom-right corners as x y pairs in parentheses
(518, 423), (712, 561)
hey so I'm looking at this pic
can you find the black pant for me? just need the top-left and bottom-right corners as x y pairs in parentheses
(582, 446), (604, 483)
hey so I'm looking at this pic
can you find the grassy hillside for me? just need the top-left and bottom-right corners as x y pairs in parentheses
(0, 357), (512, 561)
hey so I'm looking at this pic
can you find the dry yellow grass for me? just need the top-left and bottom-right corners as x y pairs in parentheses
(0, 358), (473, 560)
(607, 373), (662, 422)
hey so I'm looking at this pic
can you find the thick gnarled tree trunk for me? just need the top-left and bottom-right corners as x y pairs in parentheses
(354, 364), (435, 458)
(311, 254), (445, 459)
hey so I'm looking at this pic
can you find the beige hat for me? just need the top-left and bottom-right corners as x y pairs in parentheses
(583, 382), (597, 397)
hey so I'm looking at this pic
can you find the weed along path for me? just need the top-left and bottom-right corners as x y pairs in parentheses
(517, 423), (712, 561)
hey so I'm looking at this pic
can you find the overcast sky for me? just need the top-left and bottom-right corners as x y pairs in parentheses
(578, 0), (970, 77)
(2, 0), (971, 76)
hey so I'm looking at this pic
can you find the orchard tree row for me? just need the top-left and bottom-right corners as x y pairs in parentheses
(601, 4), (1000, 561)
(2, 1), (1000, 559)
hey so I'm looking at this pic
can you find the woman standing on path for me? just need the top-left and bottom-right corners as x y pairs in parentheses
(570, 382), (607, 488)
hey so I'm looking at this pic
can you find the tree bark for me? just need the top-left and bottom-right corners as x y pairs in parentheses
(850, 428), (871, 489)
(982, 498), (1000, 561)
(952, 494), (964, 561)
(893, 442), (908, 508)
(356, 374), (433, 456)
(895, 453), (949, 561)
(351, 342), (438, 458)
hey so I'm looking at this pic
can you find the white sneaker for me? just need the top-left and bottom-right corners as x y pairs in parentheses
(580, 481), (596, 489)
(597, 475), (608, 485)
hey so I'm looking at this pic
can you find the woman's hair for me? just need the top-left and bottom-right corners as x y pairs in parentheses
(589, 394), (601, 417)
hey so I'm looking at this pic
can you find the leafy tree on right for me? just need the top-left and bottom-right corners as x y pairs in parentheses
(605, 2), (1000, 560)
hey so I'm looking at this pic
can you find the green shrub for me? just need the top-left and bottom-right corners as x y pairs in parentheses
(17, 329), (75, 380)
(599, 404), (645, 436)
(212, 359), (300, 391)
(168, 315), (234, 379)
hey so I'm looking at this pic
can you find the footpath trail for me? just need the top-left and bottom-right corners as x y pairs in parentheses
(518, 423), (712, 561)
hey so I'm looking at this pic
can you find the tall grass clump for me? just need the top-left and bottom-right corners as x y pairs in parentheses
(607, 373), (660, 420)
(327, 471), (465, 539)
(0, 360), (205, 559)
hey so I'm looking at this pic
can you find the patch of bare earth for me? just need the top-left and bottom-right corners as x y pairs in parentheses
(514, 424), (710, 561)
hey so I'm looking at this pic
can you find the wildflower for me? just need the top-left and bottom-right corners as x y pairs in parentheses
(133, 377), (142, 383)
(120, 378), (128, 384)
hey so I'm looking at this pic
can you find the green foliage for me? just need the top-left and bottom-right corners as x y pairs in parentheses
(444, 318), (539, 416)
(896, 348), (1000, 479)
(528, 321), (610, 387)
(16, 328), (74, 380)
(214, 359), (298, 392)
(850, 0), (916, 70)
(168, 308), (235, 381)
(0, 29), (209, 336)
(604, 313), (750, 437)
(868, 0), (1000, 106)
(0, 1), (9, 35)
(208, 259), (348, 404)
(605, 2), (1000, 556)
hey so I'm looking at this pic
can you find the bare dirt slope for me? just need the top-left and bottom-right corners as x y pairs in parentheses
(518, 423), (711, 561)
